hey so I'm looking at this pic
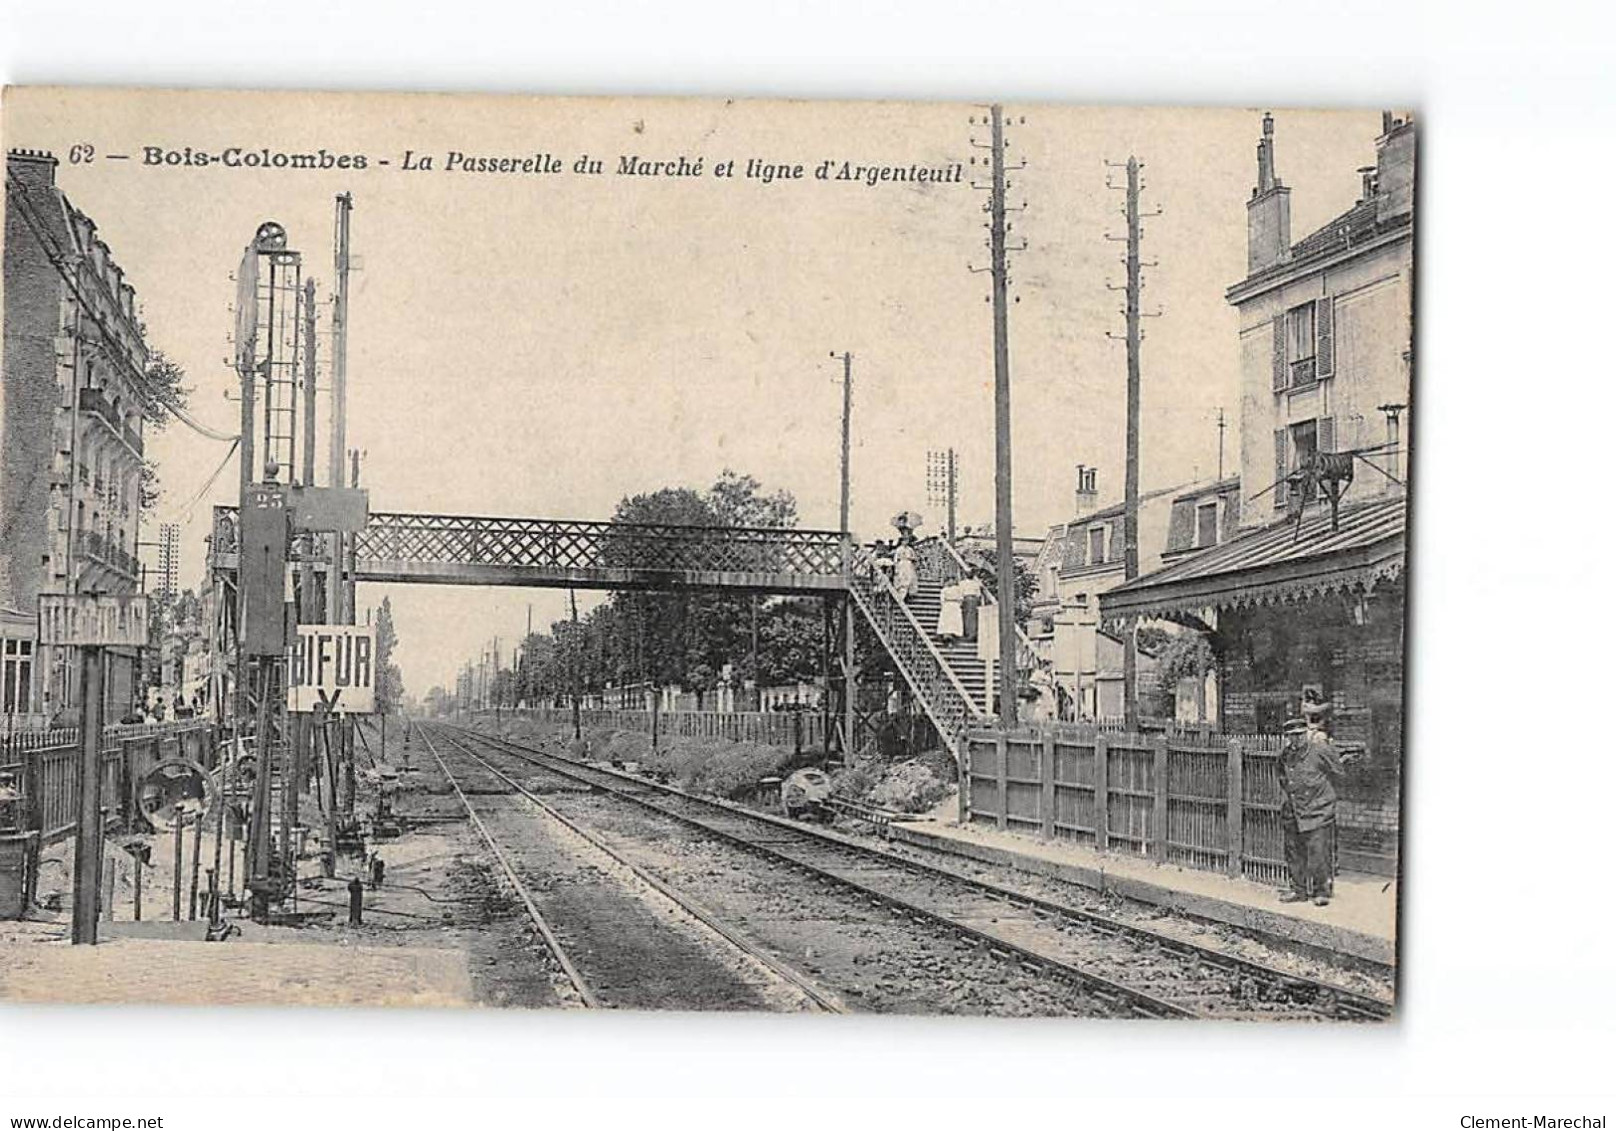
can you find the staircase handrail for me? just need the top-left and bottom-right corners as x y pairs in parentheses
(846, 546), (985, 761)
(936, 536), (1041, 667)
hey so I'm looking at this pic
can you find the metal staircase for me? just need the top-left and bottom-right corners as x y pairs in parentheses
(846, 538), (1041, 763)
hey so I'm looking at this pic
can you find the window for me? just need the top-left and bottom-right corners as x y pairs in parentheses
(1287, 302), (1316, 361)
(1287, 301), (1317, 387)
(3, 638), (34, 714)
(1196, 501), (1219, 548)
(1087, 526), (1106, 566)
(1290, 419), (1319, 503)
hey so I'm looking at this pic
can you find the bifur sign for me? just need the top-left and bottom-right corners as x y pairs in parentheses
(287, 624), (375, 713)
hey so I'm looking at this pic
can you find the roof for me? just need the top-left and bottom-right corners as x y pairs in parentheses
(1231, 199), (1413, 298)
(1172, 476), (1240, 504)
(1100, 494), (1406, 624)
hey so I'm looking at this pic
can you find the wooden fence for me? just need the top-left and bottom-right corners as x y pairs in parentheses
(493, 707), (826, 754)
(0, 722), (219, 847)
(961, 724), (1290, 886)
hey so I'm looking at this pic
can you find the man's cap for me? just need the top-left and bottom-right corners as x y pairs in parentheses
(1282, 717), (1308, 735)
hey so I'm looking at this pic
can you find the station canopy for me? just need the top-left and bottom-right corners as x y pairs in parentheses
(1100, 494), (1406, 629)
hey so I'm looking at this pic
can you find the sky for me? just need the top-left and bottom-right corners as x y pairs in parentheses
(3, 89), (1383, 696)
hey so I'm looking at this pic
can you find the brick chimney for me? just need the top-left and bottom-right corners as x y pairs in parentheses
(1074, 465), (1099, 519)
(6, 148), (59, 194)
(1375, 111), (1416, 224)
(1246, 113), (1291, 274)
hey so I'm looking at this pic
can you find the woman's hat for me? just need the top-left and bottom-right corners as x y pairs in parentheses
(1282, 717), (1308, 735)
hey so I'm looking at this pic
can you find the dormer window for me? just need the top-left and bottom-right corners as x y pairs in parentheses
(1087, 526), (1106, 565)
(1196, 501), (1219, 548)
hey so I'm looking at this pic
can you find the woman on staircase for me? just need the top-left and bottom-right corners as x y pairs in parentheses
(891, 535), (919, 602)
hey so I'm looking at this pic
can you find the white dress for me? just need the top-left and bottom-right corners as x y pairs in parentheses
(937, 582), (965, 638)
(892, 544), (918, 601)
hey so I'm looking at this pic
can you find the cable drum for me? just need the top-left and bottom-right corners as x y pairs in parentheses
(136, 759), (216, 833)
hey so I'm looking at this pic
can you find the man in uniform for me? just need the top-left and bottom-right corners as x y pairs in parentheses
(1278, 716), (1347, 906)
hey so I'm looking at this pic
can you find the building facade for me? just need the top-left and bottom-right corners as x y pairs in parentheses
(2, 149), (151, 721)
(1033, 467), (1239, 721)
(1103, 112), (1414, 875)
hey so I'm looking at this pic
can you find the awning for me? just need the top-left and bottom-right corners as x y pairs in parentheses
(1101, 495), (1406, 626)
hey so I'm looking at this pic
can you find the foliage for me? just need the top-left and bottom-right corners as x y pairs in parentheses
(135, 352), (190, 512)
(707, 468), (797, 529)
(1136, 625), (1172, 659)
(1156, 632), (1216, 688)
(423, 685), (454, 716)
(138, 461), (161, 514)
(373, 596), (404, 715)
(955, 542), (1037, 626)
(505, 470), (819, 700)
(141, 351), (190, 432)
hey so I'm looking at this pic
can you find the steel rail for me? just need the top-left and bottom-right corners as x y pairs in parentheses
(432, 729), (843, 1014)
(441, 724), (1193, 1020)
(416, 727), (599, 1008)
(452, 722), (1392, 1022)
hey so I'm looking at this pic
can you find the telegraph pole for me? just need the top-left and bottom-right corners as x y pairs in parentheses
(1122, 157), (1142, 729)
(988, 105), (1018, 727)
(832, 350), (855, 763)
(927, 448), (958, 542)
(569, 589), (582, 740)
(1217, 407), (1227, 482)
(328, 194), (353, 627)
(834, 351), (853, 538)
(1106, 155), (1159, 729)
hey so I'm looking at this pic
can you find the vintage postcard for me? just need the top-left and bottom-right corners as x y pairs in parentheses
(0, 87), (1411, 1018)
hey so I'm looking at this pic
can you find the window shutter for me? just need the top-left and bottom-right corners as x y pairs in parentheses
(1273, 428), (1288, 508)
(1318, 415), (1336, 454)
(1222, 493), (1241, 537)
(1065, 533), (1085, 570)
(1165, 501), (1195, 553)
(1271, 313), (1288, 392)
(1315, 297), (1335, 378)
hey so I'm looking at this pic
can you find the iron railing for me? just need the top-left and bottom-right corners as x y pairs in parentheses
(212, 506), (846, 589)
(933, 536), (1040, 667)
(354, 512), (845, 576)
(847, 546), (985, 762)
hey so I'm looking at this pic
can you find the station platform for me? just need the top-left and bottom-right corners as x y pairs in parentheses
(889, 815), (1398, 967)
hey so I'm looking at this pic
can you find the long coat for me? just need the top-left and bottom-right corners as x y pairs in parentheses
(1278, 736), (1347, 832)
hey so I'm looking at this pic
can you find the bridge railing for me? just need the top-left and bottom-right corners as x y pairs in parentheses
(354, 512), (847, 577)
(212, 505), (846, 585)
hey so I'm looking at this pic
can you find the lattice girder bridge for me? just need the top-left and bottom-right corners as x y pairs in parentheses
(212, 507), (849, 594)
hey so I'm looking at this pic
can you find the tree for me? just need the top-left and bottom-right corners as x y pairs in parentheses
(141, 351), (190, 431)
(490, 471), (808, 700)
(708, 468), (797, 529)
(956, 543), (1037, 627)
(373, 596), (404, 715)
(138, 351), (191, 514)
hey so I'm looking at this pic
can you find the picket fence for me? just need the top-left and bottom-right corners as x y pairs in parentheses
(960, 723), (1290, 887)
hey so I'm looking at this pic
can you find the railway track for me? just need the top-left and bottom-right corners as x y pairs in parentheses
(443, 722), (1394, 1022)
(419, 726), (835, 1012)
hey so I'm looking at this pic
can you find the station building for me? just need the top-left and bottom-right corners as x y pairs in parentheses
(1102, 112), (1414, 876)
